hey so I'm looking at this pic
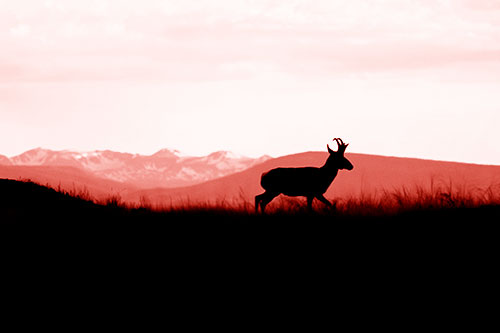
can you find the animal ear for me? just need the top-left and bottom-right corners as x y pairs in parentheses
(327, 144), (334, 154)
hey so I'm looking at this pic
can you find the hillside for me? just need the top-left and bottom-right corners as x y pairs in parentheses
(1, 178), (499, 252)
(127, 152), (500, 206)
(0, 164), (138, 201)
(0, 178), (110, 223)
(2, 178), (499, 267)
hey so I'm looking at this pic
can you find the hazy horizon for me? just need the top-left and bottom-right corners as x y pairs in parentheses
(2, 0), (500, 164)
(3, 145), (500, 167)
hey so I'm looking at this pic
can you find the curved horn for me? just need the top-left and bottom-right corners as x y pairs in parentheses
(333, 138), (348, 153)
(333, 138), (341, 149)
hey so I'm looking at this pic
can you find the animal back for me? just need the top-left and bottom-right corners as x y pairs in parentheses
(260, 167), (331, 196)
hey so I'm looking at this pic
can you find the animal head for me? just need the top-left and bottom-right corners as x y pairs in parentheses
(326, 138), (354, 171)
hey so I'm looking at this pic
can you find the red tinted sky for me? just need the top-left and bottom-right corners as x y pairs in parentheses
(1, 0), (500, 164)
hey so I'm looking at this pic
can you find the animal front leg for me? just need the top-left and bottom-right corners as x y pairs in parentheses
(306, 196), (314, 211)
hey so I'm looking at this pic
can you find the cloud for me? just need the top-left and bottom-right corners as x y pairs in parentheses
(1, 0), (500, 83)
(9, 23), (32, 37)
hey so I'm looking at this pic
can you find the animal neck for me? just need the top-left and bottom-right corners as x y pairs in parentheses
(319, 163), (339, 181)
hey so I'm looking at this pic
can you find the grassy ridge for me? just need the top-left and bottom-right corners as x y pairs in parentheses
(2, 178), (499, 276)
(2, 178), (500, 215)
(1, 178), (499, 224)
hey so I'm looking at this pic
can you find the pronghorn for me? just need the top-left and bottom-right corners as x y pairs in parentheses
(255, 138), (353, 213)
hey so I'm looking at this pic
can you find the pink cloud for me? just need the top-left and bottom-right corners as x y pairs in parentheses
(1, 0), (500, 83)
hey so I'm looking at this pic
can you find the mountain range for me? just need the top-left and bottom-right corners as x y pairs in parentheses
(0, 148), (270, 188)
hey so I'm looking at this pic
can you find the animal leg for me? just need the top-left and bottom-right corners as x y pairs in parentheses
(316, 194), (332, 207)
(259, 191), (278, 213)
(306, 196), (314, 212)
(255, 193), (265, 213)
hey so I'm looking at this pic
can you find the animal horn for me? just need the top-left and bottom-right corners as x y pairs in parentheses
(333, 138), (341, 149)
(333, 138), (348, 152)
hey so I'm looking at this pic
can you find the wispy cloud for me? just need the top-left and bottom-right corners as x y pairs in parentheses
(2, 0), (500, 82)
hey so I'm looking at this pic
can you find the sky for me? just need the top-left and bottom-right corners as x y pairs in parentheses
(1, 0), (500, 164)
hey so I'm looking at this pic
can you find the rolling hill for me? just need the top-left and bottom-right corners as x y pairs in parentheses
(0, 164), (138, 201)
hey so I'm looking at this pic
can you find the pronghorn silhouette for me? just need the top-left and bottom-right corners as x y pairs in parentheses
(255, 138), (354, 213)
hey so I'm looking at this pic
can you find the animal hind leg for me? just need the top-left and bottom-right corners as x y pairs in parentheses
(316, 195), (338, 213)
(258, 191), (279, 213)
(316, 194), (332, 207)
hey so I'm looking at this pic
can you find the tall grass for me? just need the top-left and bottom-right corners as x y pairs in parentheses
(16, 177), (500, 217)
(336, 181), (500, 217)
(133, 180), (500, 217)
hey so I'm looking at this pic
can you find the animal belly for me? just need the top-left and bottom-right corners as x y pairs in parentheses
(280, 182), (317, 197)
(281, 189), (311, 197)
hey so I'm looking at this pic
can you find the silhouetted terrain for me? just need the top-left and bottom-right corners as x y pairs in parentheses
(0, 164), (138, 201)
(2, 177), (499, 286)
(2, 178), (499, 231)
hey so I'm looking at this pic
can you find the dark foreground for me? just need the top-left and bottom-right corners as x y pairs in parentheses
(2, 178), (499, 314)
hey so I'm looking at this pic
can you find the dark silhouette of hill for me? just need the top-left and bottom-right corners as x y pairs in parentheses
(2, 179), (498, 310)
(2, 177), (499, 222)
(0, 164), (138, 201)
(128, 152), (500, 206)
(2, 178), (499, 246)
(0, 178), (123, 223)
(2, 178), (499, 271)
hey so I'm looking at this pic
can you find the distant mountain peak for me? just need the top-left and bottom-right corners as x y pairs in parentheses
(0, 154), (11, 165)
(2, 147), (271, 188)
(152, 148), (184, 158)
(22, 147), (51, 154)
(208, 150), (244, 160)
(11, 147), (56, 165)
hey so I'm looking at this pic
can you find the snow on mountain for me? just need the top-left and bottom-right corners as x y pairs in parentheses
(4, 148), (271, 188)
(0, 154), (11, 165)
(151, 148), (185, 159)
(10, 148), (79, 167)
(75, 150), (133, 171)
(205, 151), (248, 170)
